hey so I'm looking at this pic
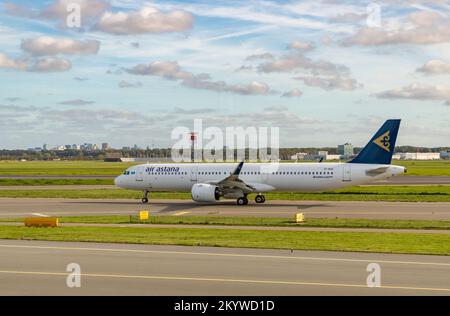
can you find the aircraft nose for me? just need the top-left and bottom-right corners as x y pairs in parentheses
(114, 175), (122, 187)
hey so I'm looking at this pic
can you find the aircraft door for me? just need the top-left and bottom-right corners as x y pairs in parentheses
(342, 164), (351, 182)
(190, 166), (198, 182)
(135, 166), (144, 182)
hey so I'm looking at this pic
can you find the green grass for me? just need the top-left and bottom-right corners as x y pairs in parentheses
(1, 225), (450, 255)
(0, 160), (448, 176)
(0, 185), (448, 201)
(0, 161), (136, 176)
(394, 160), (450, 176)
(0, 178), (113, 186)
(3, 215), (450, 230)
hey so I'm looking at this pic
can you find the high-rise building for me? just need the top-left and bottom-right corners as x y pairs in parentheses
(43, 144), (47, 151)
(102, 143), (110, 150)
(338, 143), (354, 157)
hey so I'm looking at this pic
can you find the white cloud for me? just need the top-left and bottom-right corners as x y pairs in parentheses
(125, 60), (274, 96)
(118, 80), (143, 88)
(287, 40), (315, 51)
(329, 12), (367, 23)
(228, 81), (271, 95)
(245, 53), (274, 61)
(257, 52), (350, 77)
(0, 52), (71, 72)
(417, 60), (450, 75)
(342, 11), (450, 46)
(21, 37), (100, 56)
(29, 57), (72, 72)
(0, 53), (26, 70)
(40, 0), (109, 20)
(281, 88), (303, 97)
(96, 6), (194, 34)
(58, 99), (94, 106)
(294, 76), (360, 91)
(376, 83), (450, 104)
(4, 0), (109, 26)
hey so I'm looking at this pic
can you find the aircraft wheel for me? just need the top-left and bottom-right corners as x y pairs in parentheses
(237, 197), (248, 205)
(142, 198), (149, 204)
(255, 195), (266, 204)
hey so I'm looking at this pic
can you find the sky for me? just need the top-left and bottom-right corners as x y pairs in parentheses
(0, 0), (449, 149)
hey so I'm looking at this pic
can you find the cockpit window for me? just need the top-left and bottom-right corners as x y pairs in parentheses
(123, 171), (131, 175)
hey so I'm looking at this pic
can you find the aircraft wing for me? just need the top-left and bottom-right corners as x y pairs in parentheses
(208, 161), (256, 193)
(365, 166), (390, 176)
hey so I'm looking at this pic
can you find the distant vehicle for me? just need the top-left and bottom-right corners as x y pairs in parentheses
(115, 120), (405, 205)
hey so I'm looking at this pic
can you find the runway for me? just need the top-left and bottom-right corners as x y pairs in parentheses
(0, 240), (449, 295)
(0, 198), (449, 220)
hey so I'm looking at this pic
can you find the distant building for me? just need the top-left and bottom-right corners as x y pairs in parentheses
(325, 154), (341, 160)
(290, 152), (308, 160)
(397, 153), (440, 160)
(338, 143), (353, 157)
(65, 145), (72, 150)
(43, 144), (47, 151)
(72, 144), (79, 150)
(441, 151), (450, 160)
(81, 143), (93, 151)
(102, 143), (110, 150)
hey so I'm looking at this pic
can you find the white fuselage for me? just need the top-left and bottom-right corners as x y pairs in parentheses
(115, 162), (405, 194)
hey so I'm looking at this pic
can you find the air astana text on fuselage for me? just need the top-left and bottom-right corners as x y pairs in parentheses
(114, 120), (405, 205)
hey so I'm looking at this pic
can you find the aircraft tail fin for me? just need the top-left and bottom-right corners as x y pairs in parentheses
(349, 119), (401, 165)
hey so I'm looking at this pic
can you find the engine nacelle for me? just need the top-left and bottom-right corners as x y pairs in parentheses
(191, 183), (220, 202)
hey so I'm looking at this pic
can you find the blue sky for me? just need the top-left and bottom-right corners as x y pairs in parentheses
(0, 0), (449, 149)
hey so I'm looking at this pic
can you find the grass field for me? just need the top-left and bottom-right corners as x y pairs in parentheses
(1, 225), (450, 255)
(3, 215), (450, 230)
(0, 185), (448, 201)
(0, 161), (136, 176)
(0, 160), (448, 176)
(0, 178), (113, 186)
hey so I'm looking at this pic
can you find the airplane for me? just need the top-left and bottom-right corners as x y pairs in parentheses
(115, 119), (406, 205)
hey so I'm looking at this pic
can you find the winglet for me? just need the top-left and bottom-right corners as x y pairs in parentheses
(232, 160), (244, 176)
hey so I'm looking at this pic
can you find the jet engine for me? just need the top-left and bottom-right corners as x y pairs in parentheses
(191, 183), (221, 202)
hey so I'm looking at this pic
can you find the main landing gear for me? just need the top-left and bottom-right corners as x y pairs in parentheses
(236, 194), (266, 205)
(236, 196), (248, 205)
(142, 191), (149, 204)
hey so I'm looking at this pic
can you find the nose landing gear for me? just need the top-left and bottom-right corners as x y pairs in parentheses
(255, 194), (266, 204)
(142, 191), (149, 204)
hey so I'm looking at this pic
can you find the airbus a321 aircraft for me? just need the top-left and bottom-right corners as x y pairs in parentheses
(115, 119), (405, 205)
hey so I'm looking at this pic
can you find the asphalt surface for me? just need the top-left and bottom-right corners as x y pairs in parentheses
(0, 240), (449, 295)
(0, 198), (449, 220)
(1, 175), (449, 185)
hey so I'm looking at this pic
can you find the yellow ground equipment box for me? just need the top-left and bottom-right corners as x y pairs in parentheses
(139, 211), (149, 221)
(294, 213), (305, 223)
(24, 217), (59, 227)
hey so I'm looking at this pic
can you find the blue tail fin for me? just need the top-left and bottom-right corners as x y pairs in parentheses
(349, 119), (401, 165)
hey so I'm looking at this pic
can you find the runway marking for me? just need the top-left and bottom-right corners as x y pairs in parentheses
(0, 269), (449, 293)
(1, 244), (450, 267)
(29, 213), (49, 217)
(173, 211), (190, 216)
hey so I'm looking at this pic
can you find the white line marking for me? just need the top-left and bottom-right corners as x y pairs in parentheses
(29, 213), (49, 217)
(172, 211), (190, 216)
(0, 270), (448, 292)
(0, 244), (449, 267)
